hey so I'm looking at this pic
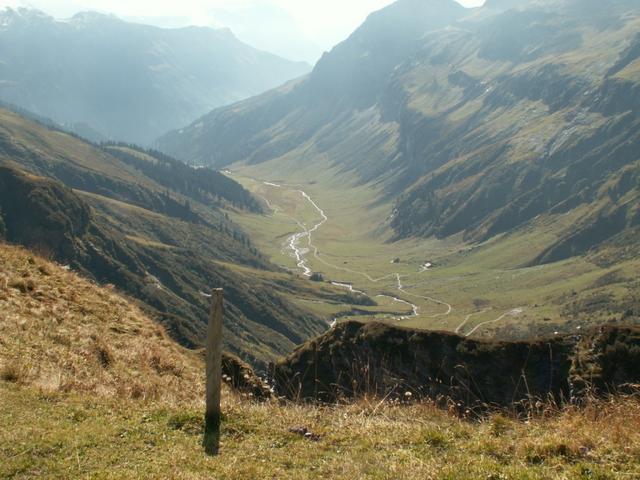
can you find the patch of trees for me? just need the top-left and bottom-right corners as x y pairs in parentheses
(103, 143), (262, 213)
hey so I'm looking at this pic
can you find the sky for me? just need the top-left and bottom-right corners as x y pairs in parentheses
(0, 0), (486, 63)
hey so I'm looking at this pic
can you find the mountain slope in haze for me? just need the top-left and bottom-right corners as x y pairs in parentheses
(158, 0), (467, 168)
(0, 108), (330, 367)
(0, 7), (310, 145)
(158, 0), (640, 267)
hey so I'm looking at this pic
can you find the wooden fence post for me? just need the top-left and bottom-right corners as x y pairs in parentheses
(204, 288), (224, 455)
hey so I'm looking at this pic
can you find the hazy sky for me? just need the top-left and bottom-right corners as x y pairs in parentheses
(0, 0), (486, 62)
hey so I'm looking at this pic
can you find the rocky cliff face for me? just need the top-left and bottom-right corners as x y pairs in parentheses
(273, 321), (640, 407)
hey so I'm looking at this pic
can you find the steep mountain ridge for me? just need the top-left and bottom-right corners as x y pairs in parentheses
(0, 7), (310, 145)
(307, 0), (466, 107)
(157, 0), (466, 172)
(158, 0), (640, 267)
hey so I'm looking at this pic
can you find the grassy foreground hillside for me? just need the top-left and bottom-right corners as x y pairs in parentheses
(2, 243), (640, 479)
(4, 384), (640, 479)
(0, 243), (204, 403)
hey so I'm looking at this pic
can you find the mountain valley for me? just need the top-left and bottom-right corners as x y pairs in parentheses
(0, 107), (350, 367)
(2, 0), (640, 477)
(160, 0), (640, 339)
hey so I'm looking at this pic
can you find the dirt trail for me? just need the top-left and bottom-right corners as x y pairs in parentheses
(464, 308), (525, 337)
(454, 309), (492, 335)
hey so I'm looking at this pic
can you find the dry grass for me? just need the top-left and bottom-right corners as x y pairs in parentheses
(0, 242), (204, 404)
(1, 242), (640, 478)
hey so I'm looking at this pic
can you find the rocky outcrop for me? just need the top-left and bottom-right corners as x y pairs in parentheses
(273, 321), (640, 407)
(221, 352), (272, 400)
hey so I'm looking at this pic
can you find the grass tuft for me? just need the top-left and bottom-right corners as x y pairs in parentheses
(0, 363), (21, 383)
(168, 412), (204, 435)
(92, 340), (113, 369)
(9, 278), (35, 294)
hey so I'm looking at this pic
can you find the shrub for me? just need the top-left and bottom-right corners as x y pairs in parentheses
(309, 273), (324, 282)
(1, 364), (21, 383)
(92, 340), (114, 369)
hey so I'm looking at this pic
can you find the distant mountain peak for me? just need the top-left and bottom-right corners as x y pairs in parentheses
(483, 0), (525, 8)
(70, 11), (120, 23)
(0, 7), (311, 145)
(0, 7), (52, 28)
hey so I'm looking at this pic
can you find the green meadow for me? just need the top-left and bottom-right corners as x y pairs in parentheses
(228, 160), (639, 339)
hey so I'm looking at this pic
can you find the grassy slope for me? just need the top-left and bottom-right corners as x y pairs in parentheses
(4, 384), (640, 480)
(390, 10), (640, 245)
(2, 243), (639, 479)
(0, 243), (204, 403)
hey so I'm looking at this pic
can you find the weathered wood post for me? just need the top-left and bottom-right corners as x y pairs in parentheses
(204, 288), (223, 455)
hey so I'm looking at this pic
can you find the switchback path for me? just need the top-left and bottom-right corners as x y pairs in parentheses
(455, 309), (492, 335)
(464, 308), (525, 337)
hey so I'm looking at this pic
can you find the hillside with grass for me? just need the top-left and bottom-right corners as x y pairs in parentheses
(0, 243), (204, 402)
(0, 107), (336, 366)
(2, 243), (640, 479)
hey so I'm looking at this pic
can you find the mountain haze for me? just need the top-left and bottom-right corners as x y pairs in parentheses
(0, 7), (310, 145)
(158, 0), (640, 266)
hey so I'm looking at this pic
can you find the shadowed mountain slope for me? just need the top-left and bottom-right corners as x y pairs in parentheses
(0, 108), (327, 367)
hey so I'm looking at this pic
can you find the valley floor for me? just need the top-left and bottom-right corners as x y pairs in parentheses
(227, 161), (639, 341)
(2, 383), (640, 479)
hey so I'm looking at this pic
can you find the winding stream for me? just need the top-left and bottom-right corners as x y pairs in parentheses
(257, 179), (522, 334)
(263, 181), (439, 321)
